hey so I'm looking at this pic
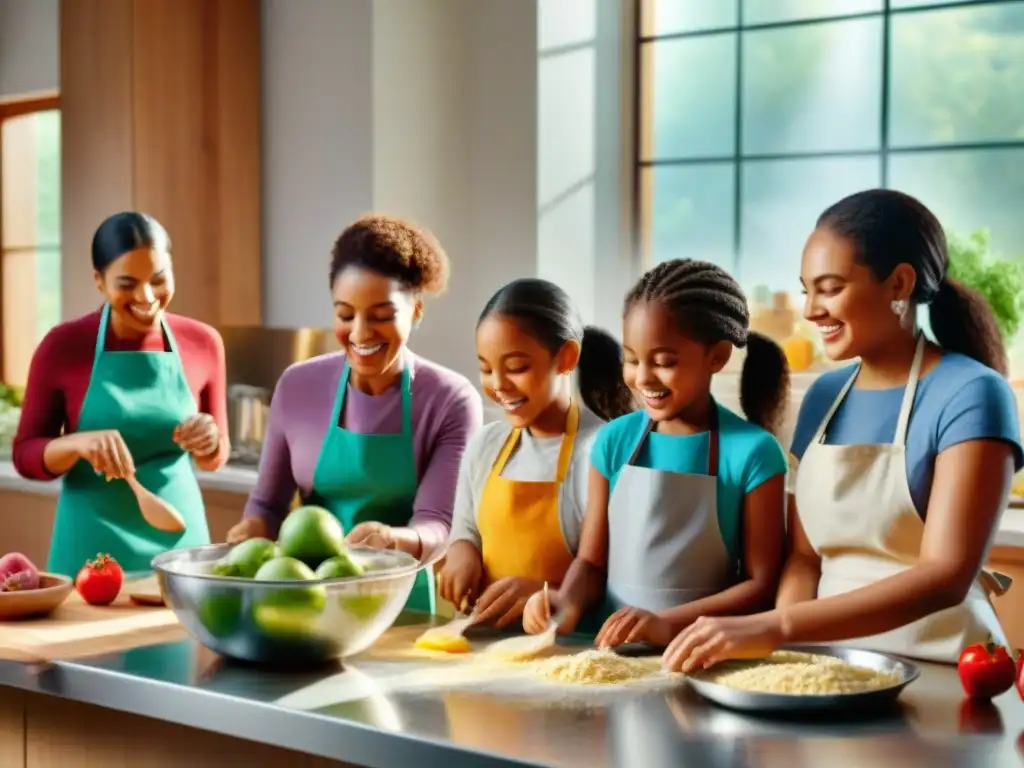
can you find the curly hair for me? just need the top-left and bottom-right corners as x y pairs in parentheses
(625, 258), (790, 434)
(330, 213), (449, 294)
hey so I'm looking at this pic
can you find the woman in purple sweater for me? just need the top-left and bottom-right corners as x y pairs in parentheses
(226, 214), (484, 614)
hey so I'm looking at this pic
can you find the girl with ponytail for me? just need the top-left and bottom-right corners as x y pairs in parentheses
(437, 278), (633, 627)
(662, 189), (1024, 673)
(523, 259), (791, 647)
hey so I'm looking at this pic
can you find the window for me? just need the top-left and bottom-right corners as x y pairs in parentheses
(0, 95), (61, 387)
(637, 1), (1024, 372)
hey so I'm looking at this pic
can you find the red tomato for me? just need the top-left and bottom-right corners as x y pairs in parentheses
(1015, 650), (1024, 700)
(75, 553), (124, 606)
(958, 643), (1015, 700)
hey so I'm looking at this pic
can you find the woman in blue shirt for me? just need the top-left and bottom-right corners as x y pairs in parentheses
(664, 189), (1024, 670)
(522, 259), (790, 647)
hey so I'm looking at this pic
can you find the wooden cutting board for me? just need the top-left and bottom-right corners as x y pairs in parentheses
(0, 577), (186, 663)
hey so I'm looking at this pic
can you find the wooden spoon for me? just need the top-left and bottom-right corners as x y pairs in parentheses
(485, 582), (561, 661)
(125, 475), (187, 533)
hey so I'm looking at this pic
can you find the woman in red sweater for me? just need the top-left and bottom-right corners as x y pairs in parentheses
(13, 211), (229, 576)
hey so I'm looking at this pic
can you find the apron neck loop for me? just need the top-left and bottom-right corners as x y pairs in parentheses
(813, 332), (926, 446)
(628, 401), (720, 477)
(95, 304), (177, 368)
(335, 359), (414, 436)
(492, 397), (580, 481)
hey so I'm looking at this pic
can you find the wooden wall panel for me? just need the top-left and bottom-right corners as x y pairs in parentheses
(59, 0), (134, 321)
(131, 0), (217, 323)
(214, 0), (263, 326)
(58, 0), (261, 326)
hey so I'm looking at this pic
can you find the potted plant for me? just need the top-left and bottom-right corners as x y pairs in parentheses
(944, 228), (1024, 345)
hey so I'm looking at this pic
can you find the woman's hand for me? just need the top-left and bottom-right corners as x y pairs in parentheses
(174, 413), (220, 459)
(521, 588), (581, 635)
(596, 607), (674, 649)
(661, 612), (785, 673)
(437, 540), (483, 610)
(474, 577), (545, 629)
(347, 523), (423, 557)
(75, 429), (135, 479)
(226, 517), (269, 544)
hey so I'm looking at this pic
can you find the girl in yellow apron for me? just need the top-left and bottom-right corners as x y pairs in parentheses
(662, 189), (1023, 672)
(437, 278), (634, 629)
(522, 259), (791, 649)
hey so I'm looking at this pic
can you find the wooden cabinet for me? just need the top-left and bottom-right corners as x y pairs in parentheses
(59, 0), (261, 326)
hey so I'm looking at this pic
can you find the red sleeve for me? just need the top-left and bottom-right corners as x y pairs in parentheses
(11, 318), (96, 480)
(167, 315), (230, 469)
(201, 327), (230, 467)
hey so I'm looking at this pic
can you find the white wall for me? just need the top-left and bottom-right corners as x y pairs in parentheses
(1, 0), (634, 383)
(0, 0), (58, 99)
(260, 0), (375, 331)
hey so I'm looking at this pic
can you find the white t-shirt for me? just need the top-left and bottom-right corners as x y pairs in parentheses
(448, 405), (605, 554)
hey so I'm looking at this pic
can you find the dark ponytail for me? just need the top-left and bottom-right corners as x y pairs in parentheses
(930, 277), (1007, 376)
(818, 189), (1008, 375)
(578, 326), (636, 422)
(625, 259), (791, 434)
(739, 331), (790, 434)
(478, 278), (633, 423)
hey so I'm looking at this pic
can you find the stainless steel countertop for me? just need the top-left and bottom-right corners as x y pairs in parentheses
(1, 614), (1022, 768)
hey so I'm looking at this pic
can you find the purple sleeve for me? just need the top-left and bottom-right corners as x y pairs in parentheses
(242, 372), (298, 537)
(409, 382), (484, 557)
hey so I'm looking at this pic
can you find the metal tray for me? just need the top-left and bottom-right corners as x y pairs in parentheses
(686, 644), (921, 714)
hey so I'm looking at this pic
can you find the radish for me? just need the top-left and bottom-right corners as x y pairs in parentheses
(0, 552), (41, 592)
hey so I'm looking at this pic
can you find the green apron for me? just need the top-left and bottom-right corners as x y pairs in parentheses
(47, 304), (211, 577)
(309, 360), (435, 614)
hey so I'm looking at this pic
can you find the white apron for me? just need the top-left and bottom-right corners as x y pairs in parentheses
(794, 334), (1009, 663)
(606, 409), (734, 612)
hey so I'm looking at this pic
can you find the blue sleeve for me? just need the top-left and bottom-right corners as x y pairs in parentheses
(742, 432), (790, 494)
(590, 415), (638, 478)
(789, 371), (846, 459)
(589, 421), (617, 478)
(937, 374), (1024, 471)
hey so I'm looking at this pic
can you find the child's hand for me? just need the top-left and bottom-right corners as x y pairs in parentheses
(596, 607), (673, 649)
(521, 588), (580, 635)
(474, 577), (543, 629)
(437, 540), (483, 610)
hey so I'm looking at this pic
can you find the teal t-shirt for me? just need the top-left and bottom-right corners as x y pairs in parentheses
(590, 404), (789, 564)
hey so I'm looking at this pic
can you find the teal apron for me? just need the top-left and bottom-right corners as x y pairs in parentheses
(308, 360), (435, 615)
(47, 304), (211, 577)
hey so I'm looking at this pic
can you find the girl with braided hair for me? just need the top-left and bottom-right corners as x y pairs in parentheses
(438, 278), (635, 628)
(522, 259), (790, 646)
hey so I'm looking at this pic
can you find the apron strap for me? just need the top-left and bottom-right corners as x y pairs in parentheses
(331, 361), (352, 429)
(399, 365), (413, 436)
(812, 367), (859, 445)
(627, 418), (657, 466)
(93, 304), (112, 372)
(893, 334), (926, 448)
(706, 404), (720, 478)
(553, 398), (580, 482)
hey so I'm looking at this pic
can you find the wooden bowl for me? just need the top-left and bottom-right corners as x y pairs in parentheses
(0, 573), (74, 620)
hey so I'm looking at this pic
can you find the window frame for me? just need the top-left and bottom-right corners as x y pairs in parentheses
(0, 92), (61, 383)
(632, 0), (1024, 274)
